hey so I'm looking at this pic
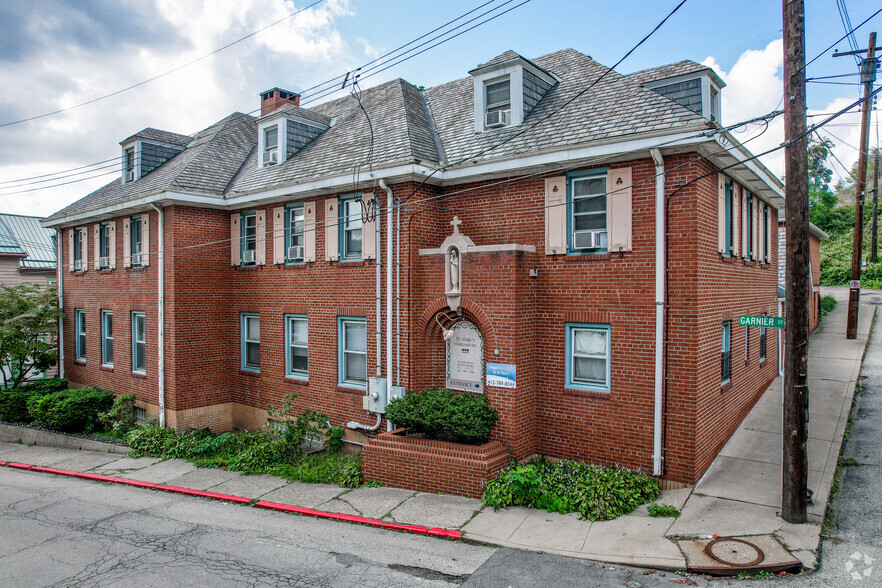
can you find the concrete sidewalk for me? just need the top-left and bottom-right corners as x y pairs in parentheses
(0, 286), (871, 574)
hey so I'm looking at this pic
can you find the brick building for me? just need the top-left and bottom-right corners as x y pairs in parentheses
(44, 49), (784, 488)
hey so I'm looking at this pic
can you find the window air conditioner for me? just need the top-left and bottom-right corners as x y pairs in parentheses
(132, 253), (142, 266)
(262, 150), (278, 166)
(243, 249), (256, 263)
(573, 230), (602, 250)
(99, 256), (110, 268)
(125, 171), (135, 182)
(288, 245), (304, 261)
(485, 109), (511, 128)
(74, 260), (83, 271)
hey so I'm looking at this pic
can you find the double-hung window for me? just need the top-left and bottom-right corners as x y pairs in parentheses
(759, 315), (767, 361)
(132, 312), (146, 373)
(73, 228), (83, 271)
(75, 309), (86, 361)
(570, 173), (608, 252)
(241, 313), (260, 372)
(101, 310), (113, 367)
(263, 125), (279, 166)
(285, 315), (308, 379)
(241, 212), (257, 264)
(338, 317), (366, 387)
(131, 215), (143, 266)
(746, 194), (754, 259)
(124, 147), (135, 182)
(341, 198), (363, 259)
(286, 205), (305, 262)
(721, 321), (732, 384)
(565, 323), (611, 392)
(484, 77), (511, 128)
(99, 223), (111, 268)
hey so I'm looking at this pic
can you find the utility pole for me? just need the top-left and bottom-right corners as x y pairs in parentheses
(836, 33), (878, 339)
(782, 0), (809, 524)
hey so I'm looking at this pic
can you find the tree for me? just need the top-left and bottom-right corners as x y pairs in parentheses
(807, 137), (839, 231)
(834, 146), (880, 204)
(0, 283), (63, 388)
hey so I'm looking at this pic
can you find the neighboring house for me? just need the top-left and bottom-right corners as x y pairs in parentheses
(0, 213), (58, 383)
(777, 211), (829, 331)
(44, 49), (783, 488)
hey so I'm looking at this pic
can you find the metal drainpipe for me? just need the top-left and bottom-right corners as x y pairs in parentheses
(149, 204), (166, 427)
(379, 179), (394, 431)
(374, 195), (382, 378)
(650, 148), (665, 477)
(396, 200), (401, 387)
(56, 230), (64, 379)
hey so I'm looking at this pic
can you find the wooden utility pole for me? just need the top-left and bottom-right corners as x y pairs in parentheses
(782, 0), (809, 524)
(841, 33), (877, 339)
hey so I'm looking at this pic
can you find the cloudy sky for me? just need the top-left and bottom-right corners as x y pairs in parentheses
(0, 0), (878, 217)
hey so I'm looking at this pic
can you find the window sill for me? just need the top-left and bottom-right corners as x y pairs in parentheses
(720, 254), (736, 264)
(100, 365), (114, 372)
(98, 268), (114, 273)
(132, 371), (147, 379)
(759, 358), (767, 367)
(70, 270), (87, 275)
(284, 376), (309, 385)
(279, 261), (310, 269)
(720, 380), (733, 393)
(561, 252), (613, 262)
(742, 259), (756, 267)
(234, 264), (264, 271)
(239, 369), (260, 377)
(336, 259), (367, 267)
(563, 387), (611, 399)
(126, 265), (147, 272)
(74, 360), (86, 366)
(337, 385), (366, 395)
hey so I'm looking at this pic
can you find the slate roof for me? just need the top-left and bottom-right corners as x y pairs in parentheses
(257, 104), (331, 127)
(121, 127), (193, 147)
(48, 48), (716, 222)
(0, 214), (56, 269)
(627, 60), (725, 88)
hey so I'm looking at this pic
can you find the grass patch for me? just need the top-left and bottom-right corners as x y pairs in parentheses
(647, 503), (681, 518)
(819, 296), (837, 318)
(481, 457), (659, 521)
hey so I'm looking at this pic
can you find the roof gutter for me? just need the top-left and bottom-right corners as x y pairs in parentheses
(149, 203), (166, 428)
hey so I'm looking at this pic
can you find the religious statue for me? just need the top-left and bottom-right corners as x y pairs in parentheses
(448, 246), (461, 293)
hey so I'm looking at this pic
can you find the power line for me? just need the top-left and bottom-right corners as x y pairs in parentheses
(0, 1), (327, 129)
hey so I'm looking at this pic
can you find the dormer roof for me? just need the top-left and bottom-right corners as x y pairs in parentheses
(628, 60), (725, 90)
(120, 128), (193, 147)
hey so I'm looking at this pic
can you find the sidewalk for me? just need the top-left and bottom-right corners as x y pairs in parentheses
(0, 287), (871, 574)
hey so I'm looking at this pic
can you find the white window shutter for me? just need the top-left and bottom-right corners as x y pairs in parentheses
(93, 224), (101, 270)
(109, 221), (117, 269)
(141, 215), (150, 266)
(68, 228), (74, 272)
(754, 200), (760, 261)
(273, 207), (285, 264)
(230, 214), (241, 266)
(325, 198), (339, 261)
(717, 175), (725, 253)
(732, 184), (740, 256)
(303, 201), (316, 262)
(123, 218), (131, 268)
(767, 206), (773, 263)
(741, 193), (749, 258)
(362, 194), (376, 260)
(256, 209), (266, 266)
(544, 176), (567, 255)
(607, 167), (633, 252)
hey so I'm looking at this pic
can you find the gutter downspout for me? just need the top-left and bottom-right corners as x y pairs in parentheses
(375, 195), (382, 378)
(396, 200), (401, 387)
(149, 204), (166, 427)
(650, 148), (665, 477)
(56, 231), (64, 379)
(379, 180), (394, 431)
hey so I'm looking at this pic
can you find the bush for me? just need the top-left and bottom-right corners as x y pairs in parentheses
(99, 393), (137, 438)
(482, 458), (660, 521)
(819, 295), (837, 318)
(26, 387), (113, 433)
(127, 420), (177, 455)
(0, 378), (68, 422)
(647, 503), (681, 518)
(385, 388), (498, 443)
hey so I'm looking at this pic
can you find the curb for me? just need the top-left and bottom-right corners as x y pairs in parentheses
(0, 461), (463, 540)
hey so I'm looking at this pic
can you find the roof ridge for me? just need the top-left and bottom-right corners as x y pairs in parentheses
(168, 113), (251, 193)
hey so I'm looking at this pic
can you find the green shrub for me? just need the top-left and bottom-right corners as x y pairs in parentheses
(99, 393), (137, 438)
(385, 388), (498, 443)
(271, 452), (362, 487)
(26, 387), (113, 432)
(482, 458), (660, 521)
(0, 378), (68, 422)
(127, 421), (177, 456)
(819, 295), (837, 317)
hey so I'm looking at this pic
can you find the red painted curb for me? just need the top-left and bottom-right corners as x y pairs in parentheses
(7, 462), (33, 470)
(0, 461), (7, 466)
(154, 484), (250, 504)
(381, 522), (429, 534)
(428, 528), (462, 539)
(108, 477), (158, 489)
(30, 466), (82, 476)
(71, 471), (116, 482)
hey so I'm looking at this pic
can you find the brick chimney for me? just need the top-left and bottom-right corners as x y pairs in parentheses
(260, 87), (301, 115)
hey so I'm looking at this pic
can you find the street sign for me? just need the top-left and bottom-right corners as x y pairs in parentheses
(738, 315), (786, 329)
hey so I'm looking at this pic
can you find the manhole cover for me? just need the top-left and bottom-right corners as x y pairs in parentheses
(704, 537), (765, 567)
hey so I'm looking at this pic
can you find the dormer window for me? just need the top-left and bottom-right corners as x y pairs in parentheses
(484, 78), (511, 128)
(263, 125), (279, 166)
(641, 68), (725, 124)
(124, 147), (135, 182)
(470, 51), (557, 133)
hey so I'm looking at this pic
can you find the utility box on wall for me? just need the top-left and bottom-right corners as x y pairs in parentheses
(363, 377), (388, 413)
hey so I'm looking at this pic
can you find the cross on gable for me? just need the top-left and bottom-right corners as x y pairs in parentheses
(450, 216), (462, 234)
